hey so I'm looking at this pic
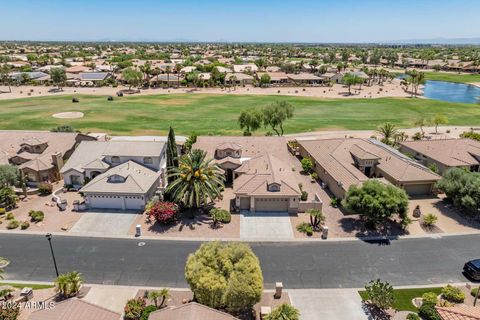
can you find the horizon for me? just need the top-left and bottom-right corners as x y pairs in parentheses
(1, 0), (479, 43)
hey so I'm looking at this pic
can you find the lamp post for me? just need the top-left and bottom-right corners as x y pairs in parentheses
(45, 233), (59, 278)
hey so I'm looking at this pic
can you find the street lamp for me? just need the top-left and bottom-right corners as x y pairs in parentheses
(45, 233), (59, 277)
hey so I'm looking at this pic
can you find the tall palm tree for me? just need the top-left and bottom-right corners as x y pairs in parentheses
(0, 267), (4, 280)
(166, 149), (225, 209)
(165, 66), (172, 88)
(55, 271), (83, 298)
(376, 123), (398, 145)
(175, 64), (182, 88)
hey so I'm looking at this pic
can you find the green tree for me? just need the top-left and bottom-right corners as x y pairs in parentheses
(364, 279), (394, 311)
(54, 271), (83, 298)
(436, 168), (480, 213)
(0, 64), (12, 93)
(376, 123), (398, 145)
(262, 101), (295, 136)
(344, 180), (409, 227)
(147, 288), (170, 308)
(185, 242), (263, 312)
(342, 73), (363, 95)
(122, 67), (143, 89)
(431, 114), (448, 134)
(166, 127), (179, 184)
(51, 67), (67, 89)
(184, 134), (197, 152)
(167, 149), (225, 209)
(0, 165), (20, 188)
(259, 73), (271, 87)
(267, 303), (300, 320)
(238, 108), (263, 136)
(307, 208), (325, 230)
(301, 157), (314, 173)
(0, 187), (18, 209)
(414, 117), (428, 135)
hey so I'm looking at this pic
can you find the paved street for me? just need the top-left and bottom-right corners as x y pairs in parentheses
(1, 233), (479, 289)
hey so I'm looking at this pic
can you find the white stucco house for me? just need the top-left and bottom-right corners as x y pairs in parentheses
(60, 141), (167, 211)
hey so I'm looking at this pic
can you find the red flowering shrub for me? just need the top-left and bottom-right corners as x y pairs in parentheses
(147, 201), (178, 224)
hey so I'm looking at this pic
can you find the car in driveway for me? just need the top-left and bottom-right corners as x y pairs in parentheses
(464, 259), (480, 280)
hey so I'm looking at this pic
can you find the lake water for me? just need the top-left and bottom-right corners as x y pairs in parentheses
(423, 80), (480, 104)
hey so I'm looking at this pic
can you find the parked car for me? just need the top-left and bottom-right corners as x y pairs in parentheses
(464, 259), (480, 280)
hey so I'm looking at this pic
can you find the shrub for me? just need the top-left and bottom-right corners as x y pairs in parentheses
(441, 285), (465, 303)
(38, 182), (53, 195)
(418, 302), (441, 320)
(139, 305), (157, 320)
(267, 303), (300, 320)
(185, 242), (263, 312)
(147, 201), (178, 224)
(406, 313), (420, 320)
(423, 214), (438, 228)
(310, 172), (318, 181)
(20, 221), (30, 230)
(6, 220), (19, 230)
(300, 191), (308, 201)
(422, 292), (438, 305)
(301, 157), (314, 173)
(296, 222), (313, 236)
(0, 303), (20, 320)
(6, 212), (14, 220)
(0, 208), (5, 215)
(209, 208), (231, 226)
(124, 297), (146, 320)
(471, 287), (480, 297)
(330, 197), (340, 207)
(412, 132), (423, 141)
(364, 279), (394, 311)
(436, 168), (480, 214)
(29, 210), (45, 222)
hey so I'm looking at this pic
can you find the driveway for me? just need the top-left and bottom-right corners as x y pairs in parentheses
(82, 285), (138, 313)
(289, 289), (369, 320)
(70, 211), (139, 236)
(240, 211), (294, 239)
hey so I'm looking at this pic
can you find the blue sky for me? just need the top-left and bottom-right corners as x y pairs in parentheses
(0, 0), (479, 42)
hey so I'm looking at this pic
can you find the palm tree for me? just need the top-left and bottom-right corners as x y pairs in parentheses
(307, 208), (325, 231)
(376, 123), (398, 145)
(166, 149), (225, 210)
(414, 117), (427, 135)
(165, 66), (172, 88)
(175, 64), (182, 88)
(267, 303), (300, 320)
(55, 271), (83, 298)
(0, 268), (4, 280)
(148, 288), (170, 308)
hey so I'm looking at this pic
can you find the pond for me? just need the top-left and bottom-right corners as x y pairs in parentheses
(423, 80), (480, 104)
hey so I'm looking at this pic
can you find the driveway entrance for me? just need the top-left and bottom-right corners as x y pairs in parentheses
(70, 211), (139, 236)
(240, 211), (294, 239)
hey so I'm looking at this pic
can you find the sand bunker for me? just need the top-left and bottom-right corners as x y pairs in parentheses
(52, 112), (84, 119)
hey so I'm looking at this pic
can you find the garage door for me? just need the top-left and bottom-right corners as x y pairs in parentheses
(125, 196), (145, 210)
(240, 197), (250, 210)
(87, 195), (124, 209)
(403, 184), (432, 196)
(255, 198), (289, 212)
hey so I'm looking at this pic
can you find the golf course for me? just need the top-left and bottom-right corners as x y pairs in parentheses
(0, 93), (479, 135)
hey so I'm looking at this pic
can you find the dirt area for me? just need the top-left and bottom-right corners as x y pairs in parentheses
(0, 186), (84, 233)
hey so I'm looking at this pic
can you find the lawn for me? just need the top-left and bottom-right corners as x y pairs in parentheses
(0, 93), (479, 136)
(424, 71), (480, 84)
(358, 287), (442, 312)
(0, 282), (54, 290)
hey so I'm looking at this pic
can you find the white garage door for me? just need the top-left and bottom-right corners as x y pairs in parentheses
(88, 195), (124, 209)
(125, 196), (145, 210)
(255, 198), (289, 212)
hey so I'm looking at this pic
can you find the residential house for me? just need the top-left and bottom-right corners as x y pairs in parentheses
(60, 141), (166, 211)
(148, 302), (239, 320)
(233, 64), (258, 73)
(28, 298), (121, 320)
(78, 72), (112, 86)
(399, 139), (480, 174)
(194, 136), (301, 213)
(257, 72), (289, 85)
(298, 138), (441, 199)
(225, 73), (254, 85)
(0, 131), (95, 186)
(286, 73), (322, 85)
(436, 306), (480, 320)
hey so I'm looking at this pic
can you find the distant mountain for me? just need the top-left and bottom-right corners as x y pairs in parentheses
(383, 37), (480, 45)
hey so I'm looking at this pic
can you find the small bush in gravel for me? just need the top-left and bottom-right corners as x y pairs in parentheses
(20, 221), (30, 230)
(441, 285), (465, 303)
(6, 220), (19, 230)
(29, 210), (45, 222)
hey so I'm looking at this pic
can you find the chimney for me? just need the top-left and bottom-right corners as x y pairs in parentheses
(52, 152), (64, 170)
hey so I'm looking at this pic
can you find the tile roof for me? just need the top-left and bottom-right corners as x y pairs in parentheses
(436, 306), (480, 320)
(400, 139), (480, 167)
(80, 160), (159, 194)
(299, 138), (440, 192)
(148, 302), (239, 320)
(28, 298), (121, 320)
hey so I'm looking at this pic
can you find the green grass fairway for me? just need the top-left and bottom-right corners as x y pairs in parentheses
(424, 72), (480, 83)
(0, 94), (479, 136)
(359, 287), (442, 312)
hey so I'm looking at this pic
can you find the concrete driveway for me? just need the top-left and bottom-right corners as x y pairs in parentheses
(82, 285), (138, 313)
(240, 211), (294, 239)
(70, 211), (139, 236)
(289, 289), (369, 320)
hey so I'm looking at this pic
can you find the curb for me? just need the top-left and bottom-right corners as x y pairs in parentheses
(1, 229), (480, 243)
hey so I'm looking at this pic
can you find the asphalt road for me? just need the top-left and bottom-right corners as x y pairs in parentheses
(1, 233), (479, 289)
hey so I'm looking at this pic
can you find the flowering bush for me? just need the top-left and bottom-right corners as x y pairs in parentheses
(147, 201), (178, 224)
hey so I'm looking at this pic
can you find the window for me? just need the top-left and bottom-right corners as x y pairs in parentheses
(144, 157), (153, 164)
(111, 156), (120, 163)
